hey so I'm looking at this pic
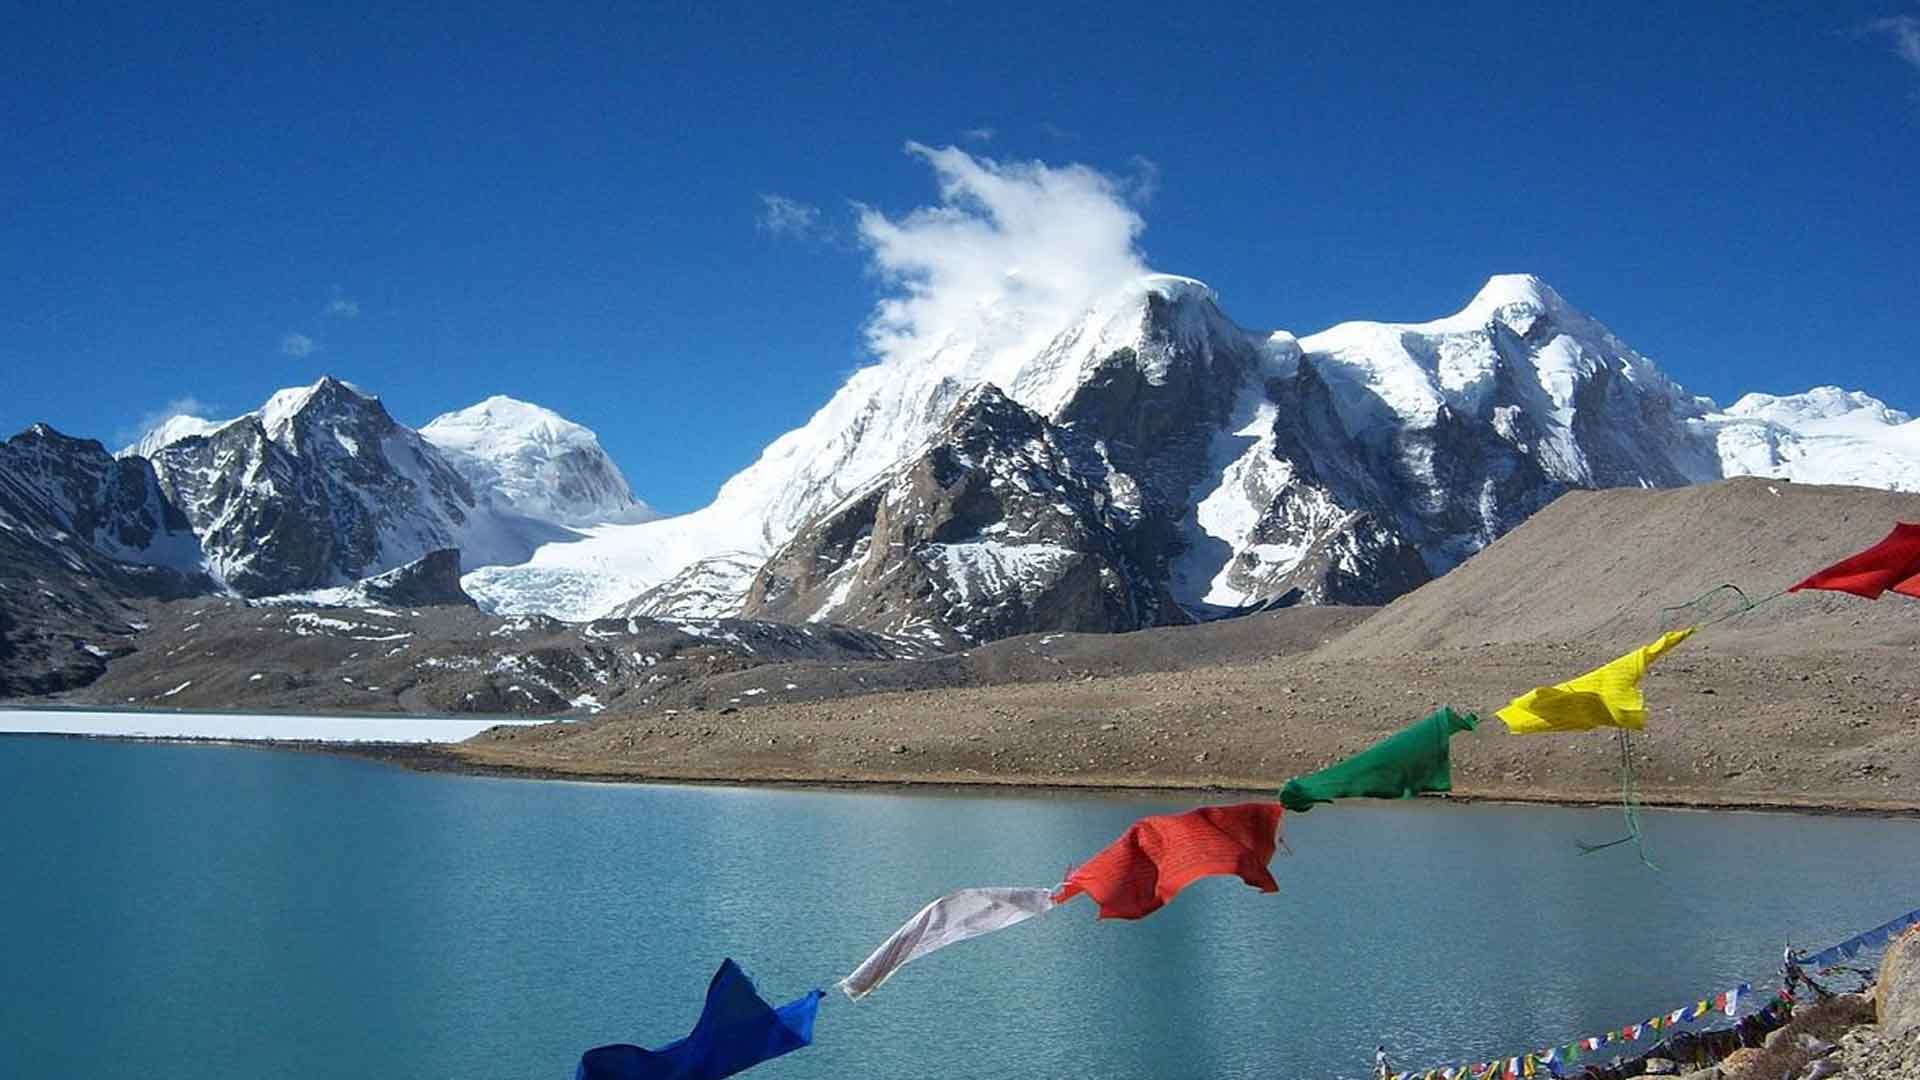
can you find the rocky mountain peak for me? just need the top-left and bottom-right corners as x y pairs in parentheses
(740, 379), (1177, 648)
(259, 375), (400, 449)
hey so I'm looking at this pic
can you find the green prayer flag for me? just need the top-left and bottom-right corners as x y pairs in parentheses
(1279, 707), (1479, 813)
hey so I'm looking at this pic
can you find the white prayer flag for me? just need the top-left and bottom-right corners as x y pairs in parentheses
(838, 886), (1057, 1000)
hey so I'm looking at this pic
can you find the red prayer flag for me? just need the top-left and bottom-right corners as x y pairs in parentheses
(1790, 523), (1920, 599)
(1053, 802), (1284, 920)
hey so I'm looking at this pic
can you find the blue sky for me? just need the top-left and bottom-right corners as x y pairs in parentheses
(5, 3), (1917, 513)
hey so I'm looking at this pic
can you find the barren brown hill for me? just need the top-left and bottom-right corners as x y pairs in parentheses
(1328, 477), (1920, 657)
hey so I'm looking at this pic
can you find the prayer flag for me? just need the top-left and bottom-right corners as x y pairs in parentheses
(1498, 629), (1695, 734)
(1789, 523), (1920, 599)
(1280, 708), (1479, 812)
(576, 959), (822, 1080)
(1054, 802), (1285, 920)
(838, 887), (1057, 1000)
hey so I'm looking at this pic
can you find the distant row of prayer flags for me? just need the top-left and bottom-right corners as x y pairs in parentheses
(1800, 907), (1920, 970)
(574, 523), (1920, 1078)
(1390, 984), (1748, 1080)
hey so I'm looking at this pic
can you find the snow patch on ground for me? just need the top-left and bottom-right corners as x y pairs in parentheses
(0, 708), (536, 743)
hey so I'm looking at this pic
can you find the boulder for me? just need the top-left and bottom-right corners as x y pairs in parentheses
(1879, 925), (1920, 1037)
(1830, 992), (1877, 1028)
(1796, 1034), (1837, 1058)
(1716, 1048), (1762, 1076)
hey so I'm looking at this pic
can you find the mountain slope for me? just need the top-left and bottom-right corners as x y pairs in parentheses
(739, 384), (1181, 648)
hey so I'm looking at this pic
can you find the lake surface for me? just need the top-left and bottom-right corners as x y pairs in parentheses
(2, 736), (1916, 1080)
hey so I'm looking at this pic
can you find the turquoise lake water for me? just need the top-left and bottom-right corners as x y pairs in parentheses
(1, 736), (1915, 1079)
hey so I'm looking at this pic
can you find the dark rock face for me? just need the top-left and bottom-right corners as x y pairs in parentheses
(147, 377), (486, 596)
(0, 424), (200, 565)
(0, 424), (209, 696)
(742, 385), (1183, 649)
(355, 549), (475, 607)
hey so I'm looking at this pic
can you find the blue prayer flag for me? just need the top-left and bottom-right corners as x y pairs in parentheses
(577, 959), (823, 1080)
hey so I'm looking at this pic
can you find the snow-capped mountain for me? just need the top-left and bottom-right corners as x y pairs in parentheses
(1705, 388), (1920, 490)
(117, 377), (641, 596)
(143, 378), (492, 594)
(476, 272), (1920, 642)
(420, 396), (655, 527)
(122, 415), (223, 461)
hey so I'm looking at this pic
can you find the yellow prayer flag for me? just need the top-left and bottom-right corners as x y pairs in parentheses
(1496, 628), (1696, 735)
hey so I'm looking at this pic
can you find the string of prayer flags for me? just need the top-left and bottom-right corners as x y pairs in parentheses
(1496, 628), (1696, 734)
(1280, 707), (1478, 812)
(1789, 523), (1920, 599)
(576, 959), (822, 1080)
(1800, 906), (1920, 970)
(837, 887), (1056, 1001)
(1394, 983), (1750, 1080)
(1053, 802), (1285, 920)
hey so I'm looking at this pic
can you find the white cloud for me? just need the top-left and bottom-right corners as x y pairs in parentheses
(961, 127), (995, 143)
(1867, 14), (1920, 70)
(757, 194), (823, 238)
(325, 297), (360, 319)
(1125, 155), (1161, 204)
(280, 332), (317, 358)
(855, 143), (1150, 378)
(1039, 121), (1079, 141)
